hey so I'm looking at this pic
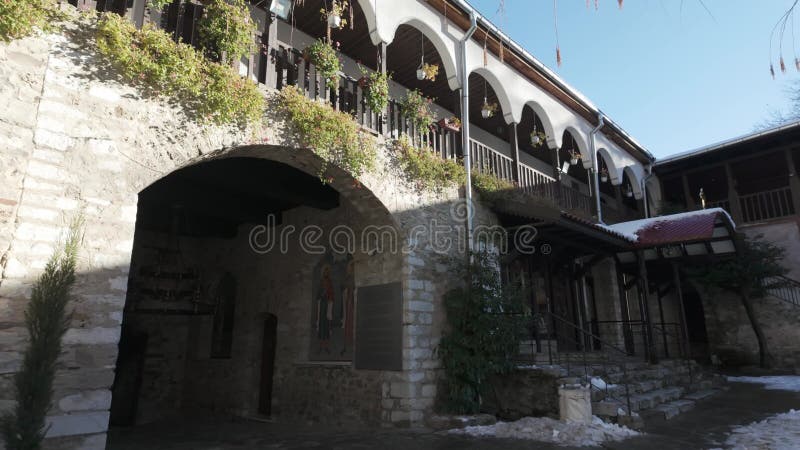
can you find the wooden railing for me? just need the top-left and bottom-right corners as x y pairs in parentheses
(739, 187), (795, 223)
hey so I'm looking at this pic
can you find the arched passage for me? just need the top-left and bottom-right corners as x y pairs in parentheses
(387, 19), (460, 90)
(109, 146), (403, 430)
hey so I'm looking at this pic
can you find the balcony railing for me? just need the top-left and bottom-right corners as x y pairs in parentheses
(84, 0), (598, 219)
(739, 187), (795, 223)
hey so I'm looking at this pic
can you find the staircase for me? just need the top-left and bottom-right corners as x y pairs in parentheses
(584, 358), (725, 424)
(518, 312), (725, 427)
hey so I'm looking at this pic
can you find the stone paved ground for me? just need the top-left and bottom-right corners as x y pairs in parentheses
(106, 381), (800, 450)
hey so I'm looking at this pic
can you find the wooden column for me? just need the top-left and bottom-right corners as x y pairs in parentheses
(615, 268), (635, 355)
(637, 251), (657, 364)
(723, 162), (744, 223)
(672, 262), (690, 359)
(509, 122), (520, 183)
(380, 42), (388, 75)
(682, 174), (697, 210)
(552, 147), (562, 181)
(264, 13), (279, 90)
(784, 148), (800, 215)
(129, 0), (147, 28)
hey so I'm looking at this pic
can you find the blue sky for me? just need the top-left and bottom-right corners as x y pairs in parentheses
(467, 0), (799, 158)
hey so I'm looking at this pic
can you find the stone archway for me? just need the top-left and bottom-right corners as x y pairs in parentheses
(108, 145), (406, 432)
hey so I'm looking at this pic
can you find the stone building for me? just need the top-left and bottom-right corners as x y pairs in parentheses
(654, 121), (800, 367)
(0, 1), (740, 449)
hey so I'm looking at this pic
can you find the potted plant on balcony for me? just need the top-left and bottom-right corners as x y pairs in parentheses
(400, 89), (436, 134)
(322, 0), (349, 29)
(438, 116), (462, 132)
(481, 100), (498, 119)
(304, 39), (341, 85)
(599, 167), (609, 183)
(148, 0), (172, 10)
(568, 150), (581, 166)
(358, 66), (390, 113)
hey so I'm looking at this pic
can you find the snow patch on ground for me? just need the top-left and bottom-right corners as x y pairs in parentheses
(450, 415), (640, 447)
(727, 375), (800, 392)
(590, 377), (616, 390)
(719, 409), (800, 450)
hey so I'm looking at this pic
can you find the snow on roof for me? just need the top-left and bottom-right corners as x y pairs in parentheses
(601, 208), (734, 246)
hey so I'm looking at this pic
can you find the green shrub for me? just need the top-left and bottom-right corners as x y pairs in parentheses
(437, 250), (527, 413)
(1, 216), (82, 450)
(279, 86), (376, 180)
(394, 136), (465, 193)
(304, 39), (341, 85)
(96, 13), (263, 125)
(0, 0), (61, 42)
(198, 0), (256, 64)
(471, 171), (515, 200)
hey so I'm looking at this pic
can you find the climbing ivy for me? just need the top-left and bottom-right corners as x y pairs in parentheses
(147, 0), (173, 10)
(279, 85), (376, 180)
(437, 250), (527, 414)
(393, 136), (465, 193)
(0, 0), (62, 42)
(471, 171), (515, 201)
(96, 13), (263, 125)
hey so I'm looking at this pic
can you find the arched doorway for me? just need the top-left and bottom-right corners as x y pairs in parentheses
(108, 148), (403, 434)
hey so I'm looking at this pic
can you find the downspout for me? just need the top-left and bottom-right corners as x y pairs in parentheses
(460, 11), (478, 252)
(590, 113), (605, 223)
(641, 164), (654, 218)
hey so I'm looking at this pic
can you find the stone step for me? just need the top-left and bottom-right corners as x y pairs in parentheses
(683, 388), (720, 402)
(640, 399), (696, 421)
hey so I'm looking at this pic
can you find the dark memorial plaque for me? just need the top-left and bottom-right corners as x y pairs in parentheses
(355, 282), (403, 371)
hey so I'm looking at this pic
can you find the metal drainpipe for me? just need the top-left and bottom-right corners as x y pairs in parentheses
(641, 164), (654, 218)
(460, 11), (478, 252)
(590, 113), (605, 223)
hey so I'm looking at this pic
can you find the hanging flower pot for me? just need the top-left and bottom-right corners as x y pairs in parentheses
(530, 131), (546, 147)
(357, 76), (370, 89)
(600, 168), (609, 183)
(416, 68), (426, 81)
(328, 13), (342, 29)
(481, 101), (497, 119)
(625, 186), (634, 198)
(568, 150), (581, 166)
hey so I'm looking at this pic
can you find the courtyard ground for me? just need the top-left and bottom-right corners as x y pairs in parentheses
(106, 379), (800, 449)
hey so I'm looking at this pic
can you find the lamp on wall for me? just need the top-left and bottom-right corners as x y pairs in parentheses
(269, 0), (293, 20)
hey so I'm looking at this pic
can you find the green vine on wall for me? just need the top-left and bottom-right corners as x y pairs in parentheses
(399, 89), (436, 134)
(96, 13), (263, 125)
(147, 0), (173, 10)
(471, 171), (515, 201)
(393, 136), (465, 193)
(0, 0), (62, 42)
(198, 0), (256, 64)
(358, 66), (390, 113)
(279, 85), (376, 181)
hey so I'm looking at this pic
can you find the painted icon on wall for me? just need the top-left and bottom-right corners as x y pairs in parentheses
(309, 253), (355, 361)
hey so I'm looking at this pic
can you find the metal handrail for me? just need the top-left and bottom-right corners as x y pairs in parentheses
(763, 275), (800, 307)
(537, 312), (633, 415)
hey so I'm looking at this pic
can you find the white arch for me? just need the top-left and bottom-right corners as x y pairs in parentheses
(623, 166), (644, 200)
(596, 147), (622, 185)
(385, 18), (460, 90)
(469, 67), (514, 124)
(562, 126), (589, 161)
(524, 101), (557, 148)
(354, 0), (381, 46)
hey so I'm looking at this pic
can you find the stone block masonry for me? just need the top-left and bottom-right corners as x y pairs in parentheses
(0, 16), (503, 449)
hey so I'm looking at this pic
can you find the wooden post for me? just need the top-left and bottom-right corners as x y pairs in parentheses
(129, 0), (147, 28)
(672, 262), (690, 359)
(637, 251), (657, 364)
(784, 149), (800, 215)
(682, 174), (696, 210)
(509, 122), (520, 183)
(552, 147), (561, 181)
(264, 13), (279, 90)
(616, 268), (635, 355)
(723, 162), (744, 223)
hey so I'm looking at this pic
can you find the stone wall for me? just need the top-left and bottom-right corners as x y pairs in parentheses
(0, 17), (494, 448)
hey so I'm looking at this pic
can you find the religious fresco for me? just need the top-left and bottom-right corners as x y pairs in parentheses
(309, 253), (355, 361)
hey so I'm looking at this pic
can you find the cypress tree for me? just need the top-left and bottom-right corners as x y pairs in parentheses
(1, 217), (82, 450)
